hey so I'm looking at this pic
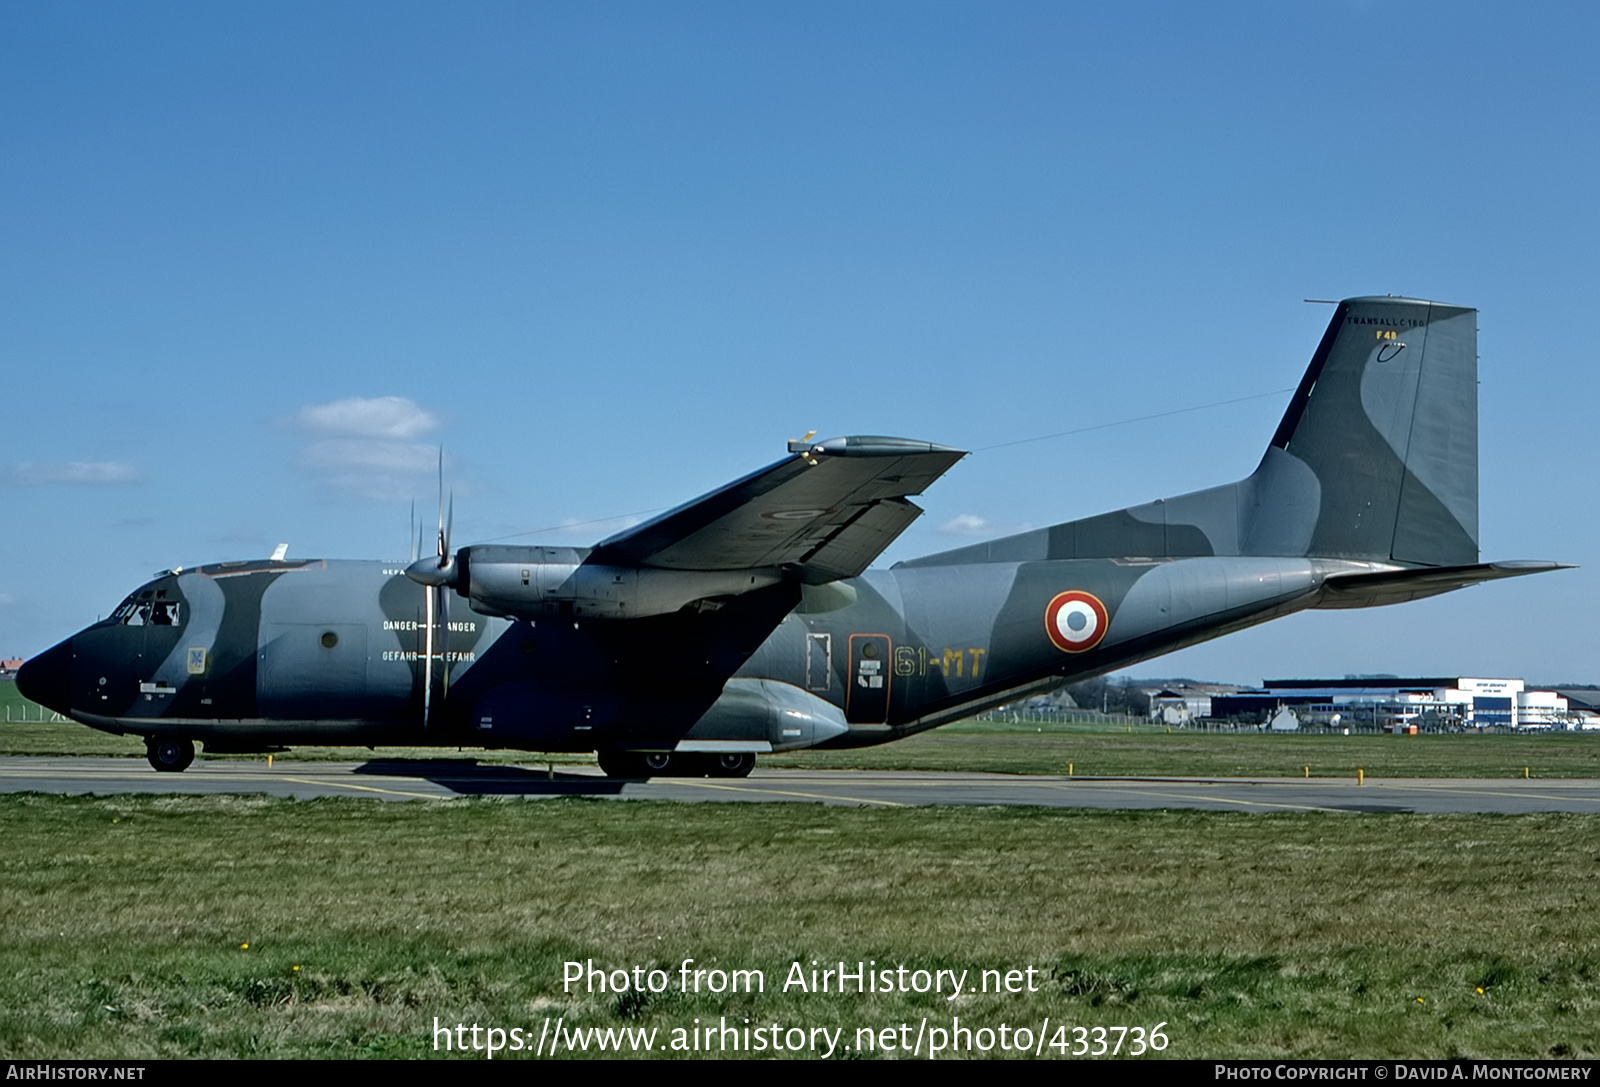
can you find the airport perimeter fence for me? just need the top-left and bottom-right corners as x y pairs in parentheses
(977, 704), (1342, 732)
(3, 703), (69, 724)
(970, 707), (1551, 734)
(976, 708), (1168, 730)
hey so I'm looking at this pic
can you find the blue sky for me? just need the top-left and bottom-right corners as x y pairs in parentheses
(3, 2), (1596, 685)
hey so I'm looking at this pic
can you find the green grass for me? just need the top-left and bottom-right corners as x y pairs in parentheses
(770, 719), (1600, 779)
(3, 680), (134, 755)
(1, 794), (1596, 1059)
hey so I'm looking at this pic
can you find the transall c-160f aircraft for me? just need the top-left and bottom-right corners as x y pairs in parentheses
(18, 297), (1565, 776)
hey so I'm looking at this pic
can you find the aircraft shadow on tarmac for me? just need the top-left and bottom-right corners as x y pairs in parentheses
(352, 759), (630, 796)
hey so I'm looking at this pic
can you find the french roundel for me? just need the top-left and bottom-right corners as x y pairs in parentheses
(1045, 590), (1109, 653)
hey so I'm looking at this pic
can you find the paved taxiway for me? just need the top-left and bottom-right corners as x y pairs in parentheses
(2, 756), (1599, 813)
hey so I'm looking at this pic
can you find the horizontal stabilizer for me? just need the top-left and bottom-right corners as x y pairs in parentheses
(1315, 561), (1572, 609)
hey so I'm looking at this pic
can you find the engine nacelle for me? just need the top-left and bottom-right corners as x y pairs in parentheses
(458, 545), (783, 620)
(675, 679), (850, 752)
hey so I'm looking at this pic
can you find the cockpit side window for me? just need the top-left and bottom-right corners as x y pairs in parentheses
(115, 590), (180, 626)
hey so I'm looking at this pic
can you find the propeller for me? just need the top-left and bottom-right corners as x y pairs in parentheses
(404, 451), (459, 727)
(787, 430), (819, 465)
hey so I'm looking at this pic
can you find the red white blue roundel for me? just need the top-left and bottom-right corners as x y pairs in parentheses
(1045, 590), (1109, 653)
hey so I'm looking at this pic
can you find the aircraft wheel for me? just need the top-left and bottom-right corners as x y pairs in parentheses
(147, 738), (195, 773)
(596, 750), (695, 779)
(597, 750), (676, 778)
(708, 752), (755, 778)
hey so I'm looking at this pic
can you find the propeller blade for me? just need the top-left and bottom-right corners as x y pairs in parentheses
(413, 446), (456, 727)
(788, 430), (821, 465)
(438, 582), (451, 705)
(422, 579), (434, 727)
(435, 447), (445, 558)
(420, 449), (456, 728)
(443, 491), (454, 564)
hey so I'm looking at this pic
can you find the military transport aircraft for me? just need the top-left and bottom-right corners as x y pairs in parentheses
(18, 297), (1565, 776)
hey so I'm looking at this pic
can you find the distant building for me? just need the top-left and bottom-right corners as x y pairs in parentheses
(1137, 682), (1240, 724)
(0, 659), (23, 678)
(1553, 689), (1600, 716)
(1211, 677), (1599, 731)
(1150, 689), (1206, 725)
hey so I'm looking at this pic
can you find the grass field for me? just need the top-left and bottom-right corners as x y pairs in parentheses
(1, 794), (1595, 1060)
(4, 680), (1599, 1059)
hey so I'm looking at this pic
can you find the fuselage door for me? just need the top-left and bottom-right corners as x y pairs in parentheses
(845, 633), (891, 724)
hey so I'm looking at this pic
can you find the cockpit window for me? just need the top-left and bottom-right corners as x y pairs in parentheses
(113, 591), (180, 627)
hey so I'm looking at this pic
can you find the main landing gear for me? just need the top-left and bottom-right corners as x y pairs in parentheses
(146, 737), (195, 773)
(596, 750), (755, 780)
(707, 752), (757, 777)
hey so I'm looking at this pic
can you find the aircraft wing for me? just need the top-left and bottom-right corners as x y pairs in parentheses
(588, 436), (966, 582)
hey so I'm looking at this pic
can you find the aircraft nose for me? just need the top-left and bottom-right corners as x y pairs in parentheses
(16, 638), (73, 717)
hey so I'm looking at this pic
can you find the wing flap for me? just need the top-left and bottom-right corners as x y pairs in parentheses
(794, 497), (926, 582)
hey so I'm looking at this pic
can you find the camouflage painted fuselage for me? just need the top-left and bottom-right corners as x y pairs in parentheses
(41, 550), (1387, 753)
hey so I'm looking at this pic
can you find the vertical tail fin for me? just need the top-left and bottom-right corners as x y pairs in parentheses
(895, 295), (1480, 570)
(1256, 296), (1478, 565)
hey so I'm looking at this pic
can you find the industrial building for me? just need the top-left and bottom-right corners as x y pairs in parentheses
(1206, 678), (1600, 731)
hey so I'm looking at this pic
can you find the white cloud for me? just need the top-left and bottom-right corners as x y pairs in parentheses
(287, 397), (447, 501)
(939, 513), (991, 536)
(296, 439), (448, 502)
(293, 396), (439, 440)
(11, 461), (139, 486)
(937, 513), (1033, 538)
(299, 439), (441, 475)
